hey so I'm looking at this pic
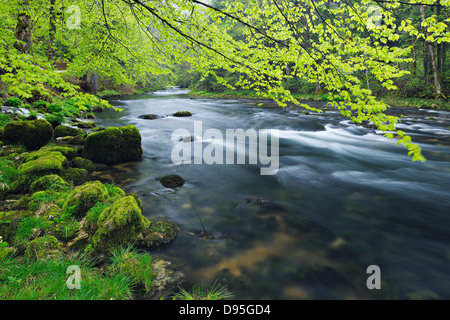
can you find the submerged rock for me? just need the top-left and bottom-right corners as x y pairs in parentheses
(139, 220), (179, 250)
(173, 111), (192, 117)
(3, 119), (53, 150)
(82, 125), (143, 164)
(160, 175), (185, 188)
(139, 114), (158, 120)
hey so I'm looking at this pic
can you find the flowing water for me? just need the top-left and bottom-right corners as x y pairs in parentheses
(93, 88), (450, 300)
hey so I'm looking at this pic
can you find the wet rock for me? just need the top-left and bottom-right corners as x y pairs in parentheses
(77, 121), (96, 129)
(139, 114), (158, 120)
(173, 111), (192, 117)
(138, 220), (179, 250)
(160, 174), (185, 188)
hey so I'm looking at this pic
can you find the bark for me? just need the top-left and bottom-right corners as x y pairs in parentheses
(48, 0), (57, 62)
(14, 0), (31, 54)
(420, 5), (442, 98)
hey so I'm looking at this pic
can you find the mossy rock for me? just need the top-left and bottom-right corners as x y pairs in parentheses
(25, 235), (60, 260)
(28, 146), (78, 161)
(10, 196), (31, 210)
(61, 167), (88, 185)
(2, 119), (53, 150)
(53, 125), (87, 139)
(82, 125), (143, 164)
(77, 121), (96, 129)
(0, 210), (34, 242)
(139, 220), (178, 250)
(160, 175), (185, 188)
(173, 111), (192, 117)
(90, 196), (148, 253)
(30, 174), (69, 193)
(16, 151), (68, 192)
(71, 157), (96, 172)
(62, 181), (109, 218)
(139, 114), (158, 120)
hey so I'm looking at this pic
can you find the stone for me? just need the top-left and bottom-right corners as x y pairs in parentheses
(3, 119), (53, 150)
(82, 125), (143, 164)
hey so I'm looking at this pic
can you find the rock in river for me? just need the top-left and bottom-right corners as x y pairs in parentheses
(82, 125), (143, 164)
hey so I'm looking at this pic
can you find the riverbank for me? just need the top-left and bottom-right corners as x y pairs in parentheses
(188, 90), (450, 111)
(0, 97), (186, 300)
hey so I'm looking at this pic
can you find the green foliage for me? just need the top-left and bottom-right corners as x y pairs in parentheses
(4, 97), (22, 108)
(0, 114), (12, 126)
(32, 100), (48, 110)
(0, 158), (18, 191)
(44, 111), (66, 127)
(47, 103), (63, 113)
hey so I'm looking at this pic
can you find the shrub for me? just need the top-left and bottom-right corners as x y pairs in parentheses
(4, 97), (23, 108)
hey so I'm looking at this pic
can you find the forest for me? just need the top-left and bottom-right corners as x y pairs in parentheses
(0, 0), (449, 302)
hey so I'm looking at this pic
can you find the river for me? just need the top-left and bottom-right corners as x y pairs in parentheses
(92, 88), (450, 300)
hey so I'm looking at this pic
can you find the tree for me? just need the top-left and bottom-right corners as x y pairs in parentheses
(124, 0), (450, 161)
(420, 4), (442, 99)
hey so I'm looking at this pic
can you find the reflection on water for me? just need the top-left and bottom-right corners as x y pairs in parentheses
(93, 92), (450, 300)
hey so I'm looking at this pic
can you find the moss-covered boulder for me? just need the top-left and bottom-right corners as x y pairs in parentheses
(61, 167), (88, 185)
(15, 151), (68, 192)
(173, 111), (192, 117)
(82, 125), (142, 164)
(30, 175), (69, 193)
(62, 181), (109, 218)
(25, 235), (60, 260)
(139, 220), (178, 250)
(77, 121), (95, 129)
(25, 146), (77, 161)
(2, 119), (53, 150)
(71, 157), (96, 172)
(90, 196), (148, 253)
(53, 125), (87, 139)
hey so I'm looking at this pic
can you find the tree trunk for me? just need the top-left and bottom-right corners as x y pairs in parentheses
(14, 0), (31, 54)
(420, 5), (442, 99)
(91, 71), (98, 95)
(48, 0), (57, 62)
(411, 42), (417, 78)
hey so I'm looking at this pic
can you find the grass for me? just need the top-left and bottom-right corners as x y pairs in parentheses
(171, 281), (234, 300)
(0, 253), (135, 300)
